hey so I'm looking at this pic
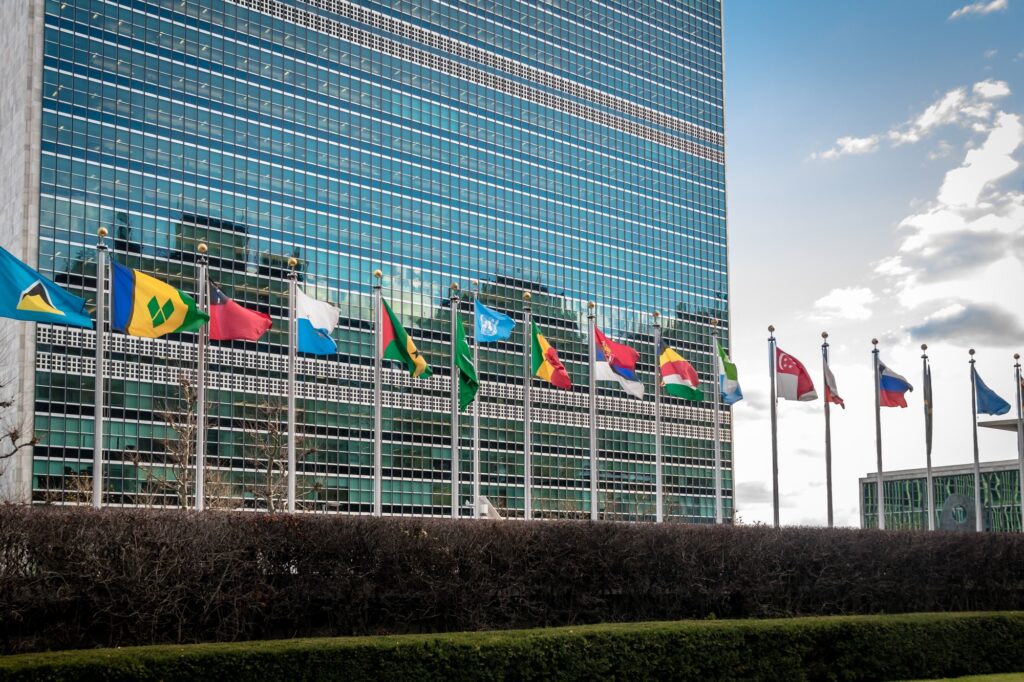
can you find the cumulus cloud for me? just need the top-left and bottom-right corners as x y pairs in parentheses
(949, 0), (1009, 20)
(812, 80), (1010, 160)
(812, 287), (877, 321)
(909, 303), (1024, 345)
(937, 112), (1023, 206)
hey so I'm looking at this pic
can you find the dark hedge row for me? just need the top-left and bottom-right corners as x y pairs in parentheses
(2, 613), (1024, 681)
(2, 507), (1024, 653)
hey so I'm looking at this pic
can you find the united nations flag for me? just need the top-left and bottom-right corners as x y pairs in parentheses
(110, 261), (208, 338)
(0, 246), (93, 328)
(474, 299), (515, 343)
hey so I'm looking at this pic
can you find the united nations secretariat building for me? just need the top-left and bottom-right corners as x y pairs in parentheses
(0, 0), (731, 521)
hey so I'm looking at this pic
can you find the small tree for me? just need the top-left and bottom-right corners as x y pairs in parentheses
(155, 375), (198, 509)
(240, 400), (315, 512)
(0, 380), (38, 483)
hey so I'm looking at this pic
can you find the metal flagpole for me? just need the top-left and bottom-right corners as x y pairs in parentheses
(872, 338), (885, 530)
(471, 279), (481, 520)
(1015, 353), (1024, 533)
(522, 292), (532, 521)
(195, 243), (209, 512)
(286, 257), (298, 513)
(822, 331), (833, 529)
(92, 227), (108, 509)
(923, 344), (935, 531)
(768, 325), (779, 528)
(711, 319), (722, 525)
(373, 269), (383, 517)
(653, 311), (662, 523)
(449, 283), (460, 519)
(588, 302), (598, 521)
(969, 349), (983, 532)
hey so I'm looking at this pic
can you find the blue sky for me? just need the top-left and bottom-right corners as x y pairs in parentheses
(724, 0), (1024, 525)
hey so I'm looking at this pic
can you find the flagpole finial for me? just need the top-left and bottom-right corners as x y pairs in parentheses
(287, 257), (298, 269)
(587, 301), (595, 310)
(821, 331), (828, 339)
(197, 242), (208, 255)
(522, 292), (531, 302)
(969, 348), (976, 356)
(710, 318), (718, 328)
(471, 278), (479, 288)
(921, 343), (928, 351)
(450, 282), (459, 292)
(652, 311), (660, 320)
(768, 324), (775, 333)
(871, 338), (878, 346)
(97, 226), (108, 239)
(1015, 353), (1020, 361)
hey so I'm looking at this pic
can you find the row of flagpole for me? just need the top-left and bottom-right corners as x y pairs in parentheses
(766, 324), (1024, 533)
(82, 231), (733, 522)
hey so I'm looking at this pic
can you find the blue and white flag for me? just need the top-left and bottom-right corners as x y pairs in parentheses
(474, 299), (515, 342)
(296, 288), (338, 355)
(974, 370), (1010, 416)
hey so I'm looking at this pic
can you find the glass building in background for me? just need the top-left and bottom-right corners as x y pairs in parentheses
(0, 0), (730, 520)
(861, 459), (1023, 532)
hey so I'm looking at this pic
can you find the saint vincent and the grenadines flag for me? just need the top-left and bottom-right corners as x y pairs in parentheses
(111, 261), (208, 338)
(0, 247), (93, 328)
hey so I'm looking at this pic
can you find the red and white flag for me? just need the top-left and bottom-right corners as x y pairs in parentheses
(776, 347), (818, 401)
(823, 358), (845, 408)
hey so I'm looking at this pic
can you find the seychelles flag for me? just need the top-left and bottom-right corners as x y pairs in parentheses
(594, 327), (644, 398)
(878, 360), (913, 408)
(111, 261), (208, 338)
(659, 343), (703, 401)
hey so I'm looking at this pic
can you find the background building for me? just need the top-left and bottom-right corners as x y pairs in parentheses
(860, 457), (1023, 532)
(0, 0), (730, 519)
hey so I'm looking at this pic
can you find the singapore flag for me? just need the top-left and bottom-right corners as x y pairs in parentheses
(776, 347), (818, 402)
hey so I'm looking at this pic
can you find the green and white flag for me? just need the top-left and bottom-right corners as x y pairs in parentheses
(717, 341), (743, 405)
(454, 319), (479, 411)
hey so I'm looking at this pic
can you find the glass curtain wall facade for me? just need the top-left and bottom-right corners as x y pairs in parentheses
(30, 0), (729, 519)
(861, 462), (1023, 532)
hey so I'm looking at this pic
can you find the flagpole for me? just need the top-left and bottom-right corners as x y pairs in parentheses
(711, 318), (722, 525)
(1014, 353), (1024, 533)
(872, 338), (885, 530)
(923, 344), (934, 531)
(373, 269), (383, 517)
(449, 282), (460, 519)
(522, 292), (532, 521)
(588, 301), (598, 521)
(471, 279), (481, 520)
(768, 325), (779, 528)
(92, 226), (108, 510)
(969, 349), (983, 532)
(653, 311), (662, 523)
(195, 242), (209, 512)
(286, 257), (298, 513)
(821, 331), (833, 528)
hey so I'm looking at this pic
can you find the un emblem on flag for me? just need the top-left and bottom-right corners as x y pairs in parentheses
(147, 296), (175, 328)
(481, 317), (498, 337)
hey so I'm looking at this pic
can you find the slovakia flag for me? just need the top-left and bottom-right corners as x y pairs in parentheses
(776, 347), (817, 401)
(878, 361), (913, 408)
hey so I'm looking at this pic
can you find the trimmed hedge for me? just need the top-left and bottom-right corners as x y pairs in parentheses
(1, 613), (1023, 681)
(4, 507), (1024, 653)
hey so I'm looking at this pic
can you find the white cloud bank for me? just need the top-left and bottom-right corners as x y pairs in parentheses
(811, 80), (1010, 160)
(949, 0), (1009, 20)
(813, 287), (877, 321)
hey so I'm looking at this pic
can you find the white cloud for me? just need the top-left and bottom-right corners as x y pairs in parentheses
(949, 0), (1009, 20)
(936, 112), (1023, 206)
(984, 48), (999, 58)
(812, 287), (877, 321)
(812, 80), (1010, 159)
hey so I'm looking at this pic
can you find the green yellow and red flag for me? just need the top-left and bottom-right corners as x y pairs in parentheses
(531, 320), (571, 389)
(381, 298), (432, 378)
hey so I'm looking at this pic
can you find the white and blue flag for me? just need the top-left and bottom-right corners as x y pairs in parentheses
(474, 299), (515, 342)
(296, 288), (339, 355)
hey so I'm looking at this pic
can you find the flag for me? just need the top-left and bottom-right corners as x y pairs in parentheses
(532, 320), (571, 389)
(878, 361), (913, 408)
(209, 284), (272, 341)
(923, 359), (933, 456)
(823, 357), (845, 408)
(295, 288), (338, 355)
(594, 327), (644, 398)
(974, 370), (1010, 416)
(717, 341), (743, 405)
(454, 319), (479, 410)
(474, 299), (515, 342)
(381, 298), (431, 378)
(659, 343), (703, 401)
(111, 261), (208, 338)
(776, 347), (817, 401)
(0, 246), (92, 328)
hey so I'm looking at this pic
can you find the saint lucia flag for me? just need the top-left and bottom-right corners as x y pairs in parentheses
(111, 261), (208, 338)
(0, 247), (92, 328)
(296, 288), (338, 355)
